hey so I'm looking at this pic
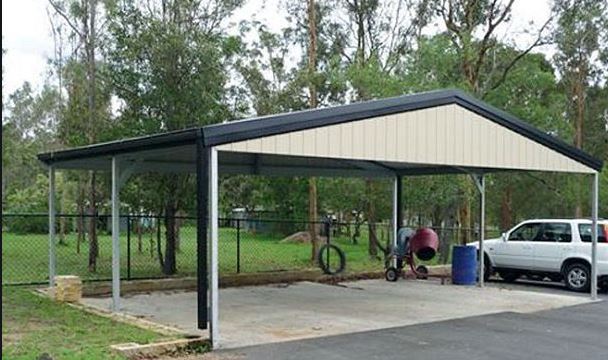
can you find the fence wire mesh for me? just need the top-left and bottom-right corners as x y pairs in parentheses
(2, 213), (500, 285)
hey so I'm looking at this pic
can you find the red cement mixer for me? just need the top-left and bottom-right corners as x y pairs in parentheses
(385, 227), (439, 282)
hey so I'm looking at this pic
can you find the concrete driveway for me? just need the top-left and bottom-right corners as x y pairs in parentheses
(212, 299), (607, 360)
(82, 278), (591, 349)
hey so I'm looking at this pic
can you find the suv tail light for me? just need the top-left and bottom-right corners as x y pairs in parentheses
(602, 225), (608, 243)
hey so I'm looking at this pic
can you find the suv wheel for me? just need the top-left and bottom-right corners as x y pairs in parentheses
(564, 263), (591, 292)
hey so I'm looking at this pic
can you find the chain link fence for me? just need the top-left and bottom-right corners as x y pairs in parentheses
(2, 213), (499, 285)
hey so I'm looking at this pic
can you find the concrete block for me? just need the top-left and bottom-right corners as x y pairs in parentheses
(54, 275), (82, 303)
(110, 337), (208, 359)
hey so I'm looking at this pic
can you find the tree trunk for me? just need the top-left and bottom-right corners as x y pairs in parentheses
(59, 216), (67, 245)
(150, 219), (155, 258)
(76, 180), (85, 254)
(459, 180), (472, 245)
(87, 171), (98, 272)
(439, 217), (454, 264)
(573, 74), (585, 217)
(307, 0), (320, 263)
(366, 180), (378, 258)
(459, 202), (470, 245)
(163, 201), (177, 275)
(308, 178), (319, 262)
(500, 184), (513, 231)
(137, 217), (143, 253)
(175, 211), (183, 252)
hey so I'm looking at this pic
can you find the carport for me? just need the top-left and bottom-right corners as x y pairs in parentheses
(38, 89), (602, 348)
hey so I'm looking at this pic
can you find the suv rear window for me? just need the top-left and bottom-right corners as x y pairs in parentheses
(537, 223), (571, 242)
(578, 224), (608, 243)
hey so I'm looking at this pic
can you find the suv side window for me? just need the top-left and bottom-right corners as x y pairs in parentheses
(578, 224), (607, 243)
(508, 223), (542, 241)
(537, 223), (571, 243)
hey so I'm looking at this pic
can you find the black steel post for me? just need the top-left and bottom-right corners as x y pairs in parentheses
(196, 137), (209, 330)
(396, 175), (403, 230)
(236, 219), (241, 274)
(127, 215), (131, 280)
(326, 219), (331, 266)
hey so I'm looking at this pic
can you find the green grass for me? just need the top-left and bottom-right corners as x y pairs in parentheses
(2, 225), (448, 284)
(2, 286), (166, 359)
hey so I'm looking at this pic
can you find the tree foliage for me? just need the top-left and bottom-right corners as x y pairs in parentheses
(2, 0), (607, 269)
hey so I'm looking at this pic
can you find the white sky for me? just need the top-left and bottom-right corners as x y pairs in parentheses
(2, 0), (553, 96)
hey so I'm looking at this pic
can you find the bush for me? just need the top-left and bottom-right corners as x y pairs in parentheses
(3, 215), (48, 234)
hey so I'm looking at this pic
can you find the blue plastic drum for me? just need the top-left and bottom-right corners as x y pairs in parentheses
(452, 245), (477, 285)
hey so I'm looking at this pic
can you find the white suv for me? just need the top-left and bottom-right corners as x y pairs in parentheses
(470, 219), (608, 292)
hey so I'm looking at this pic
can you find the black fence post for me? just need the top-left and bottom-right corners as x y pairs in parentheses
(325, 219), (331, 266)
(236, 219), (241, 274)
(127, 215), (131, 280)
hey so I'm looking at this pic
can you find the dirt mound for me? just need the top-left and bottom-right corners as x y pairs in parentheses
(280, 231), (327, 244)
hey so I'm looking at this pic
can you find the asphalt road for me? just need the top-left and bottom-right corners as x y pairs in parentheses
(217, 281), (607, 360)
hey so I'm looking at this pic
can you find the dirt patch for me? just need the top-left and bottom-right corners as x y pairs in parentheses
(280, 231), (326, 244)
(2, 317), (47, 347)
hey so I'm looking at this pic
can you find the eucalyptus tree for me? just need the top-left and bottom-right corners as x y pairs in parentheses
(105, 0), (243, 275)
(48, 0), (107, 271)
(552, 0), (607, 216)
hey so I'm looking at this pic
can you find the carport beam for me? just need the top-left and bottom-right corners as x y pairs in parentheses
(111, 156), (121, 311)
(591, 173), (598, 300)
(48, 166), (56, 288)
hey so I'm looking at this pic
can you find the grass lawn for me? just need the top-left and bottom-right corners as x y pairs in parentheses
(2, 223), (453, 284)
(2, 286), (168, 359)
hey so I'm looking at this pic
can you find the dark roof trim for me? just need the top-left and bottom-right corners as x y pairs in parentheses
(38, 128), (201, 164)
(38, 89), (603, 171)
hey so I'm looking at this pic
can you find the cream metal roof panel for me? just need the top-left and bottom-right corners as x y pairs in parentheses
(217, 104), (595, 174)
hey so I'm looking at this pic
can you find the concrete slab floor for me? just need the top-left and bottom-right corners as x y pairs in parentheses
(81, 279), (591, 349)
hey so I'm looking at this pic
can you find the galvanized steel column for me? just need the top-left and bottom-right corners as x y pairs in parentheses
(478, 175), (485, 288)
(591, 173), (598, 300)
(209, 147), (220, 347)
(48, 166), (56, 288)
(111, 157), (121, 311)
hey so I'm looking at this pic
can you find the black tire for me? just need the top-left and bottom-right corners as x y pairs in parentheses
(416, 265), (429, 279)
(480, 253), (492, 281)
(318, 244), (346, 275)
(563, 262), (591, 292)
(385, 267), (400, 282)
(499, 271), (520, 283)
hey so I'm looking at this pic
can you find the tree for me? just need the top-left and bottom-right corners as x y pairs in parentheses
(306, 0), (321, 263)
(48, 0), (106, 271)
(2, 83), (62, 210)
(553, 0), (608, 216)
(106, 0), (242, 275)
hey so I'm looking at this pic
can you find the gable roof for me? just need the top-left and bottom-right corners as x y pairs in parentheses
(38, 89), (602, 172)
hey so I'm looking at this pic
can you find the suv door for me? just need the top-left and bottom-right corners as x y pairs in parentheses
(532, 222), (572, 271)
(493, 222), (541, 269)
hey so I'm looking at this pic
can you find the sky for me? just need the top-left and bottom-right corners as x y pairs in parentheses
(2, 0), (553, 96)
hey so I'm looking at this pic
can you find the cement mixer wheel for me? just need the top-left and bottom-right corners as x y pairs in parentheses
(415, 265), (429, 279)
(385, 267), (400, 282)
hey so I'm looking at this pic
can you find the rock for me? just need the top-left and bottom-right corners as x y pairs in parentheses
(280, 231), (327, 244)
(54, 275), (82, 303)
